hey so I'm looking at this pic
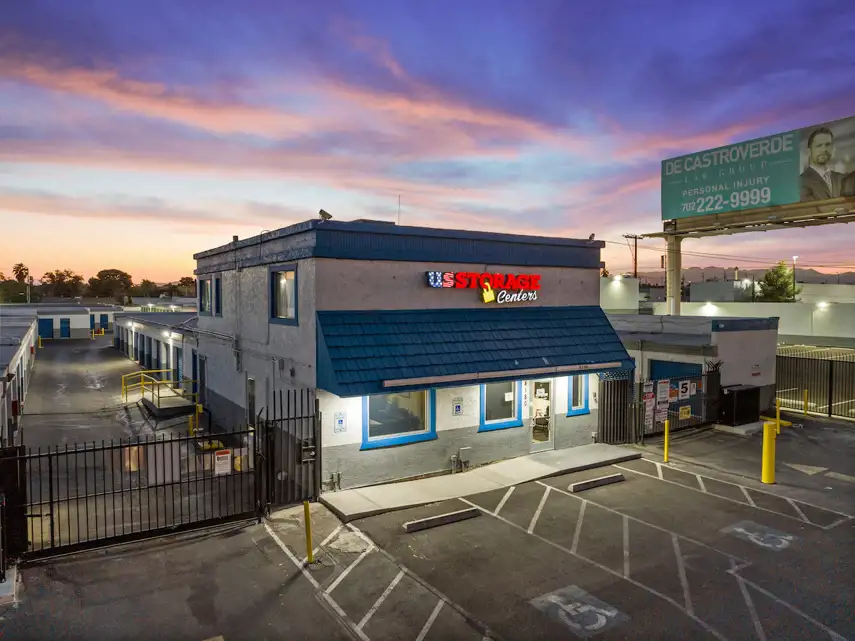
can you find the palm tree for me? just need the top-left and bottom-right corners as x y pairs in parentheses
(12, 263), (29, 283)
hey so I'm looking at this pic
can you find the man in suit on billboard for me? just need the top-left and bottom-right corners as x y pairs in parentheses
(800, 127), (845, 201)
(842, 170), (855, 197)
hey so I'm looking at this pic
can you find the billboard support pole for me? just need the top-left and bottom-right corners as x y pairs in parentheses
(666, 235), (682, 316)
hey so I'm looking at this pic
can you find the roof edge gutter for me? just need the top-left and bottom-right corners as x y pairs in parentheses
(382, 361), (625, 389)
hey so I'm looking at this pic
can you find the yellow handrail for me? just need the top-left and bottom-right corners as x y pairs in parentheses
(121, 369), (172, 402)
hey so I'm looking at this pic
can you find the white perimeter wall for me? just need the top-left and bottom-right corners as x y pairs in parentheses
(651, 302), (855, 342)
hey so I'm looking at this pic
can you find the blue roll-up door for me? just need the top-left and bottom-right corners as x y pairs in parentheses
(649, 360), (703, 381)
(60, 318), (71, 338)
(37, 318), (54, 339)
(89, 314), (95, 330)
(100, 314), (109, 330)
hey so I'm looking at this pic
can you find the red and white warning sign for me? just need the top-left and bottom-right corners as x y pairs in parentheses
(214, 449), (232, 476)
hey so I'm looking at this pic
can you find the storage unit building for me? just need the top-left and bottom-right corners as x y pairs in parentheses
(0, 315), (38, 446)
(190, 219), (634, 490)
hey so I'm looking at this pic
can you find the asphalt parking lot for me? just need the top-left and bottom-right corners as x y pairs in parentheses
(22, 337), (149, 447)
(354, 458), (855, 641)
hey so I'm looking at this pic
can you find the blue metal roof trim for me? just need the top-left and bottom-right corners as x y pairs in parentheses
(316, 306), (634, 397)
(711, 318), (779, 332)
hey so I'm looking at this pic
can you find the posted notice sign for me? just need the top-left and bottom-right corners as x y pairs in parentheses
(662, 115), (855, 220)
(214, 449), (232, 476)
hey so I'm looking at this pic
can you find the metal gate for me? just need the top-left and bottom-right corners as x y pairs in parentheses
(598, 372), (720, 444)
(257, 388), (320, 514)
(0, 387), (319, 560)
(776, 351), (855, 420)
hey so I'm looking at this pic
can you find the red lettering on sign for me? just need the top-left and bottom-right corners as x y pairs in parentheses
(455, 272), (468, 288)
(504, 274), (518, 289)
(432, 271), (541, 291)
(478, 273), (491, 289)
(442, 272), (455, 287)
(492, 273), (506, 289)
(517, 275), (530, 289)
(529, 275), (541, 290)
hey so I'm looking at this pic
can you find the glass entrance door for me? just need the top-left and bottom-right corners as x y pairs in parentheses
(530, 380), (554, 453)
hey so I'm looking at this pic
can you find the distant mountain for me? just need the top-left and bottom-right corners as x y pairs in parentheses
(636, 267), (855, 286)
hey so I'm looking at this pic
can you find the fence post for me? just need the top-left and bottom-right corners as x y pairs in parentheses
(803, 389), (808, 416)
(827, 360), (834, 418)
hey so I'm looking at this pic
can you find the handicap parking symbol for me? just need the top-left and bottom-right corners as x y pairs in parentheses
(721, 520), (797, 551)
(530, 585), (629, 638)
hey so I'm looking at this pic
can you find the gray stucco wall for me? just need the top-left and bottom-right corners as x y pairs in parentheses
(322, 413), (596, 491)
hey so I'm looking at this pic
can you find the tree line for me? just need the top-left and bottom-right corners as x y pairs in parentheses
(0, 263), (196, 303)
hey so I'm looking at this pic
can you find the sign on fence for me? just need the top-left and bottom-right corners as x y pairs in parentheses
(214, 449), (232, 475)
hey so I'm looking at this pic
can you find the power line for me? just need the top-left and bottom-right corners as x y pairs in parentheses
(602, 239), (855, 269)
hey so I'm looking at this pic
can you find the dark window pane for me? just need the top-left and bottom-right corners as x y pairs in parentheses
(368, 392), (426, 438)
(485, 381), (514, 421)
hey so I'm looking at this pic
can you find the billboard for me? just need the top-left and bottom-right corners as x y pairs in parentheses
(661, 115), (855, 220)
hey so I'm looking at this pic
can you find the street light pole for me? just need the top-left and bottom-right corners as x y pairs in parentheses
(792, 255), (798, 302)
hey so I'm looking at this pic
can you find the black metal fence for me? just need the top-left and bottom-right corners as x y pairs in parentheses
(0, 388), (320, 560)
(598, 372), (720, 444)
(257, 388), (320, 513)
(776, 351), (855, 420)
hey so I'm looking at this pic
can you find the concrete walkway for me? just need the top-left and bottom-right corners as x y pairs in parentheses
(321, 443), (640, 521)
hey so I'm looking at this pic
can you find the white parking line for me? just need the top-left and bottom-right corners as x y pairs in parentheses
(358, 571), (405, 630)
(622, 515), (630, 578)
(786, 498), (809, 522)
(461, 498), (729, 641)
(494, 486), (515, 516)
(303, 524), (343, 563)
(613, 462), (855, 529)
(740, 486), (756, 507)
(263, 523), (370, 641)
(732, 559), (766, 641)
(656, 462), (664, 480)
(571, 500), (587, 553)
(672, 534), (693, 616)
(415, 599), (444, 641)
(696, 475), (707, 493)
(527, 486), (550, 534)
(326, 541), (375, 595)
(726, 569), (847, 641)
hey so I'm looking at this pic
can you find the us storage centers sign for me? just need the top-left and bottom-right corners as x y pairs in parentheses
(662, 115), (855, 220)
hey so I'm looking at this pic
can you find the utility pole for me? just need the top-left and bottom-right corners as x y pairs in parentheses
(623, 234), (642, 278)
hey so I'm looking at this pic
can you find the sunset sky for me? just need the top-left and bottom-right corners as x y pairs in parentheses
(2, 0), (854, 283)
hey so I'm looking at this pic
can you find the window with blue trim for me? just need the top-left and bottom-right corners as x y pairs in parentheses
(479, 381), (523, 431)
(567, 375), (590, 416)
(361, 390), (436, 449)
(199, 278), (212, 315)
(270, 264), (298, 325)
(214, 277), (222, 316)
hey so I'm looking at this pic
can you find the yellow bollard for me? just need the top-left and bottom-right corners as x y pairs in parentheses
(761, 421), (777, 484)
(38, 336), (43, 349)
(775, 398), (781, 435)
(663, 419), (670, 463)
(303, 500), (314, 564)
(803, 389), (808, 415)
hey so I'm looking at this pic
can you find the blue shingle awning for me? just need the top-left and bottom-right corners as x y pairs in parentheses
(316, 306), (634, 397)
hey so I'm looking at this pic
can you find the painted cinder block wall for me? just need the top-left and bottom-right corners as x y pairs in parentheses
(319, 376), (599, 489)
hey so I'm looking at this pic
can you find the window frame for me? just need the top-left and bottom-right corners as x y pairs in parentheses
(214, 276), (222, 316)
(566, 374), (591, 417)
(360, 390), (437, 450)
(478, 380), (524, 432)
(269, 264), (298, 326)
(198, 278), (213, 316)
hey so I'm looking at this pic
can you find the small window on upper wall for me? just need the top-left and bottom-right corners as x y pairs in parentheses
(270, 265), (297, 324)
(214, 277), (222, 316)
(199, 279), (212, 314)
(567, 374), (590, 416)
